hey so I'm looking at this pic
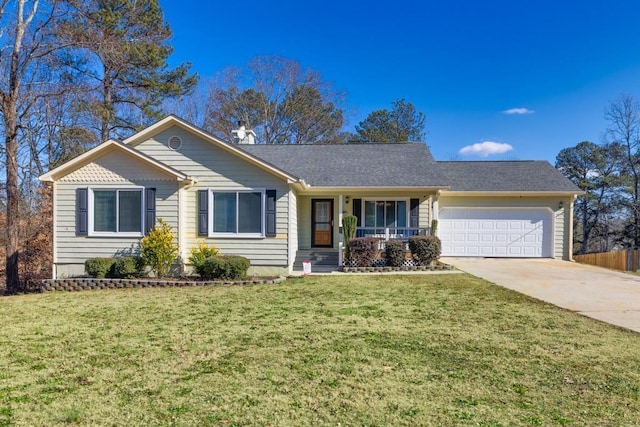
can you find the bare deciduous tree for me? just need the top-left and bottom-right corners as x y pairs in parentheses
(605, 94), (640, 248)
(203, 55), (345, 144)
(0, 0), (61, 292)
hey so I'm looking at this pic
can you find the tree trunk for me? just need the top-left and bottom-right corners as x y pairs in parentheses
(635, 175), (640, 248)
(5, 106), (19, 293)
(581, 200), (588, 254)
(100, 70), (112, 142)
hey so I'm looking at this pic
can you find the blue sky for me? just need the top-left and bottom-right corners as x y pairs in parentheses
(160, 0), (640, 163)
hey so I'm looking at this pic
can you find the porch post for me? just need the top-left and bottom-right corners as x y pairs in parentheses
(338, 195), (344, 267)
(433, 196), (439, 221)
(338, 195), (343, 234)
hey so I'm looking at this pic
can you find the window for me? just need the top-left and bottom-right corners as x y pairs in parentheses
(89, 188), (143, 236)
(210, 190), (264, 236)
(364, 200), (408, 229)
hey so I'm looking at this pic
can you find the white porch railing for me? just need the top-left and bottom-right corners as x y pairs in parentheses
(355, 227), (431, 250)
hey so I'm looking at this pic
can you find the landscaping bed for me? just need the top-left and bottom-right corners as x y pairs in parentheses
(342, 261), (453, 273)
(40, 276), (284, 292)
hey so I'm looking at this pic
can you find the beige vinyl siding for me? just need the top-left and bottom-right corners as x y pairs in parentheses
(296, 193), (434, 250)
(288, 190), (298, 269)
(55, 178), (179, 277)
(298, 196), (312, 249)
(439, 195), (569, 260)
(133, 126), (290, 268)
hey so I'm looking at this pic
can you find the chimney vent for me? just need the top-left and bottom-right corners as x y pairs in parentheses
(231, 121), (256, 144)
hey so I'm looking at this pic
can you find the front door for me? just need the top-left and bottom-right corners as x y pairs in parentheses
(312, 199), (333, 247)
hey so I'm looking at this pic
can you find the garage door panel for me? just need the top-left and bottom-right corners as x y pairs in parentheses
(439, 208), (552, 258)
(479, 233), (491, 242)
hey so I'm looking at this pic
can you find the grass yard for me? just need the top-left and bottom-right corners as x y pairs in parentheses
(1, 274), (639, 426)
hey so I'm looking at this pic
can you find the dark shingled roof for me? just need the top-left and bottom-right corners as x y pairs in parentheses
(239, 143), (449, 187)
(438, 161), (582, 192)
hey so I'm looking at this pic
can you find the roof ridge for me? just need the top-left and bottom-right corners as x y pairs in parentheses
(438, 160), (542, 163)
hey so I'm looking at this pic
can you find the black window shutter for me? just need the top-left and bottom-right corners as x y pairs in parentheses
(198, 190), (208, 236)
(410, 198), (420, 229)
(145, 188), (156, 235)
(76, 188), (88, 236)
(265, 190), (276, 237)
(352, 199), (362, 226)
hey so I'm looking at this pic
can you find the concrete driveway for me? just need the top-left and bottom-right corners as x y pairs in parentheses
(441, 257), (640, 333)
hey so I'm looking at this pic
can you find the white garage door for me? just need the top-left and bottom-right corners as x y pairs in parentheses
(439, 208), (553, 257)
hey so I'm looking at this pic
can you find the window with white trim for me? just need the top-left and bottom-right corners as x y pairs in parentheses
(364, 200), (408, 228)
(89, 188), (144, 236)
(209, 189), (264, 237)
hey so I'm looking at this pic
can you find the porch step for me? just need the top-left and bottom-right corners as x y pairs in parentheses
(293, 250), (339, 273)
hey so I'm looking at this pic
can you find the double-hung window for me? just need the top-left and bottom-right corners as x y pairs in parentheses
(89, 188), (144, 236)
(210, 189), (264, 237)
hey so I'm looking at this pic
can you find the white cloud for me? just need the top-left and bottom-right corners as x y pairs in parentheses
(502, 107), (534, 115)
(459, 141), (514, 157)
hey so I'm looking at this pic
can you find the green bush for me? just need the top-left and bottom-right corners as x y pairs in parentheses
(196, 256), (226, 280)
(342, 215), (358, 261)
(140, 218), (179, 277)
(197, 255), (250, 280)
(408, 235), (441, 265)
(348, 237), (379, 267)
(430, 219), (438, 236)
(223, 256), (250, 280)
(188, 242), (220, 271)
(85, 258), (115, 278)
(110, 256), (146, 279)
(385, 239), (406, 267)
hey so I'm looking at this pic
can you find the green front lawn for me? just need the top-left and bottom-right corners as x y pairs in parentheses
(1, 275), (639, 426)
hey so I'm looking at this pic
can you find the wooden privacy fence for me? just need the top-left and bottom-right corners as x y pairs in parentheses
(574, 249), (640, 272)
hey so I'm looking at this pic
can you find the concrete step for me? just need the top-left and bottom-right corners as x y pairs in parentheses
(293, 250), (339, 272)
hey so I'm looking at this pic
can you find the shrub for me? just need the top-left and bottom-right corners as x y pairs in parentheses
(342, 215), (358, 261)
(196, 256), (226, 280)
(408, 235), (441, 265)
(430, 219), (438, 236)
(385, 239), (406, 267)
(348, 237), (379, 267)
(189, 242), (220, 271)
(85, 258), (115, 278)
(110, 256), (146, 279)
(222, 256), (250, 280)
(140, 218), (179, 277)
(197, 255), (250, 280)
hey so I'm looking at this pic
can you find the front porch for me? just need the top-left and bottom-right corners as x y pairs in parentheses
(292, 226), (432, 273)
(355, 226), (431, 249)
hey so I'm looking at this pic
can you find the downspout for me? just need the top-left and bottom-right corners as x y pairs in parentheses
(338, 195), (344, 268)
(432, 190), (441, 230)
(179, 177), (198, 273)
(52, 181), (57, 279)
(568, 195), (576, 261)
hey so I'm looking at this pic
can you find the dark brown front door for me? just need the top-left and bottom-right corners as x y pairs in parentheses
(312, 199), (333, 247)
